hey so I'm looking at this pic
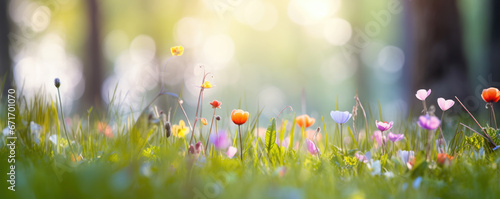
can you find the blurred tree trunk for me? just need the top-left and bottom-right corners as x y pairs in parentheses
(83, 0), (103, 110)
(0, 0), (12, 98)
(489, 0), (500, 113)
(489, 0), (500, 85)
(410, 0), (470, 111)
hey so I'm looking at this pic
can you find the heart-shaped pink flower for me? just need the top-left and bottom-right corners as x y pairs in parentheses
(415, 89), (431, 101)
(437, 98), (454, 111)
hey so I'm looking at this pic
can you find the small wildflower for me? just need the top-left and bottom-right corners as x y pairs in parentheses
(306, 139), (318, 155)
(172, 120), (189, 137)
(415, 89), (431, 101)
(295, 114), (315, 128)
(171, 46), (184, 56)
(375, 120), (393, 132)
(418, 114), (440, 130)
(437, 153), (454, 165)
(54, 78), (61, 88)
(344, 156), (358, 166)
(437, 98), (455, 111)
(481, 87), (500, 103)
(201, 81), (213, 89)
(226, 146), (237, 158)
(231, 109), (249, 125)
(201, 118), (208, 126)
(209, 131), (230, 149)
(97, 122), (113, 138)
(330, 111), (352, 124)
(372, 131), (386, 147)
(210, 100), (222, 109)
(388, 132), (404, 142)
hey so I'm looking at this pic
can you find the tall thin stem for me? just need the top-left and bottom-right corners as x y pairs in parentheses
(57, 89), (77, 159)
(205, 108), (217, 152)
(490, 103), (498, 129)
(340, 123), (343, 154)
(238, 125), (243, 161)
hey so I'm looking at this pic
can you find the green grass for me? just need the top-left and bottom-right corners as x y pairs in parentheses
(1, 88), (500, 199)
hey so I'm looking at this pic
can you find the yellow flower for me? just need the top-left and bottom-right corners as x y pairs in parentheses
(201, 118), (208, 126)
(172, 120), (189, 137)
(344, 156), (358, 166)
(201, 81), (213, 89)
(171, 46), (184, 56)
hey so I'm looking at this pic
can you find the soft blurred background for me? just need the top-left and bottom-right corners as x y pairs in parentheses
(1, 0), (500, 123)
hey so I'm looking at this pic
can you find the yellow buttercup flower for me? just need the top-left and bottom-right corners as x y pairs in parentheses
(172, 120), (189, 137)
(171, 46), (184, 56)
(201, 81), (212, 89)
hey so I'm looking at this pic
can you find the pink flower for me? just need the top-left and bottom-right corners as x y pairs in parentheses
(306, 139), (318, 155)
(355, 152), (368, 163)
(372, 131), (386, 147)
(276, 137), (290, 148)
(375, 120), (393, 132)
(388, 132), (404, 142)
(415, 89), (431, 101)
(437, 98), (454, 111)
(226, 146), (237, 158)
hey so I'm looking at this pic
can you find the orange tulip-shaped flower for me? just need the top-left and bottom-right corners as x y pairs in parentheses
(481, 87), (500, 103)
(231, 109), (249, 125)
(437, 153), (454, 165)
(295, 114), (315, 128)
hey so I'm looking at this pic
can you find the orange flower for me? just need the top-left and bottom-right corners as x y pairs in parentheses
(171, 46), (184, 56)
(201, 118), (208, 126)
(481, 87), (500, 103)
(71, 154), (83, 162)
(295, 114), (315, 128)
(210, 100), (221, 109)
(231, 109), (249, 125)
(437, 153), (454, 165)
(97, 122), (113, 138)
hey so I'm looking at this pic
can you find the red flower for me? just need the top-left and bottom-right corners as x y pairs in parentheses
(210, 100), (222, 109)
(481, 87), (500, 103)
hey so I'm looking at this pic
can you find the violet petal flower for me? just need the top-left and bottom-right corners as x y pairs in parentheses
(437, 98), (455, 111)
(306, 139), (318, 155)
(415, 89), (431, 101)
(376, 120), (393, 132)
(388, 132), (404, 142)
(418, 114), (440, 130)
(226, 146), (237, 158)
(209, 131), (230, 149)
(330, 111), (352, 124)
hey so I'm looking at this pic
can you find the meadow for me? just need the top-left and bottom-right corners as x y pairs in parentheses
(1, 47), (500, 199)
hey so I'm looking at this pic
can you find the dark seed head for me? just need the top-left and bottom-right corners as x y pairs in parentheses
(165, 122), (171, 138)
(215, 115), (221, 121)
(54, 78), (61, 88)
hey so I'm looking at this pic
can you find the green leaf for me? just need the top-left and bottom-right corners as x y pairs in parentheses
(347, 126), (358, 148)
(265, 118), (277, 152)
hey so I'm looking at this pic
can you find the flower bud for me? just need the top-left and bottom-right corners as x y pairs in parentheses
(215, 115), (221, 121)
(165, 122), (171, 138)
(54, 78), (61, 88)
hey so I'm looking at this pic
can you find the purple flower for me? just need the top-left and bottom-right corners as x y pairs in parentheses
(209, 131), (230, 149)
(375, 120), (393, 132)
(306, 139), (318, 155)
(388, 132), (404, 142)
(418, 114), (440, 130)
(330, 111), (352, 124)
(415, 89), (431, 101)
